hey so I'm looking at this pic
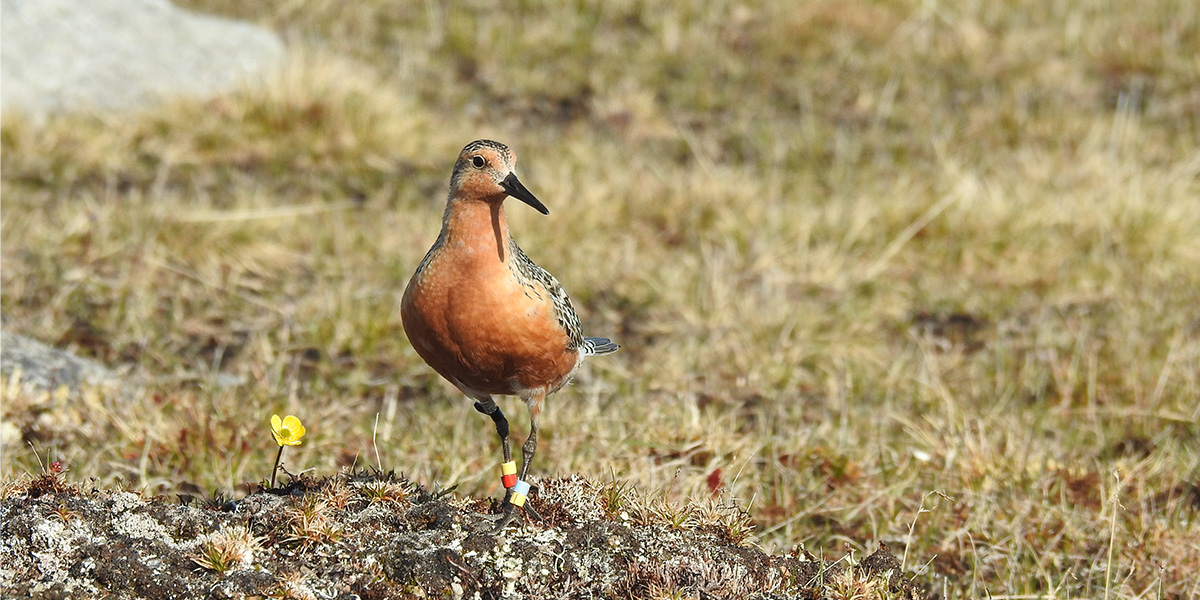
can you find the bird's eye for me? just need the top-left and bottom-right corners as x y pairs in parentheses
(472, 156), (486, 168)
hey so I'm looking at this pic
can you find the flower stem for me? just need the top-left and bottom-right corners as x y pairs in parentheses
(271, 445), (284, 488)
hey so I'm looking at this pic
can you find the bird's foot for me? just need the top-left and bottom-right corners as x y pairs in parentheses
(477, 484), (541, 534)
(523, 484), (543, 521)
(487, 501), (521, 533)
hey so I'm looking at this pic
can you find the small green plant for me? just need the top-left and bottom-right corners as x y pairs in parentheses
(190, 526), (262, 573)
(360, 479), (411, 506)
(823, 567), (891, 600)
(199, 491), (236, 512)
(283, 495), (343, 549)
(598, 475), (634, 519)
(707, 501), (756, 547)
(49, 499), (79, 524)
(652, 497), (700, 531)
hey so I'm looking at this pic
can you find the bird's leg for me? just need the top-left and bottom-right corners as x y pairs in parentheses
(472, 397), (511, 461)
(519, 418), (538, 481)
(517, 391), (544, 521)
(518, 389), (545, 481)
(473, 398), (514, 502)
(512, 417), (543, 523)
(486, 390), (549, 533)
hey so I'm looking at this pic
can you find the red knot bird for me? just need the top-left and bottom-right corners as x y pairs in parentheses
(401, 139), (618, 530)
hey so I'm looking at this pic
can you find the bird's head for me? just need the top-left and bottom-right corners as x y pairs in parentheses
(448, 139), (548, 214)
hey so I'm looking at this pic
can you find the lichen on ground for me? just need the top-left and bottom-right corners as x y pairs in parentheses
(0, 469), (924, 599)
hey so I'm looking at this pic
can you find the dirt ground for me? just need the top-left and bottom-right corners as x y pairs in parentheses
(1, 469), (925, 599)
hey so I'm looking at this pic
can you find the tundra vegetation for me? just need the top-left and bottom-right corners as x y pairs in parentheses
(2, 0), (1197, 597)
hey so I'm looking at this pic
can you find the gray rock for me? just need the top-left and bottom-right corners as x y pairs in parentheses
(0, 0), (285, 117)
(0, 331), (125, 395)
(0, 331), (136, 453)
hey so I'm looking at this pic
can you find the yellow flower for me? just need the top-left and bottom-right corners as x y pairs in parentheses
(270, 414), (306, 446)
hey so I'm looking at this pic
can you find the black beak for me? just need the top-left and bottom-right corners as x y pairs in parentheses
(500, 172), (549, 215)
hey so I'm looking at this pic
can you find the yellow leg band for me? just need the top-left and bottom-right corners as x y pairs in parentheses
(500, 461), (518, 488)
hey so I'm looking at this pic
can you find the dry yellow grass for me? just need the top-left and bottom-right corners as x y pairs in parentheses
(3, 0), (1199, 596)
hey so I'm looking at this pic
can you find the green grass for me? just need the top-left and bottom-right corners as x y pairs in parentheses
(3, 0), (1199, 596)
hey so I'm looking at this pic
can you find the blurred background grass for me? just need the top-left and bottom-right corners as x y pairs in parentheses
(2, 0), (1199, 595)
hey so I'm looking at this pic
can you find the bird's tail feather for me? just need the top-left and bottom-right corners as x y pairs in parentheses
(583, 337), (619, 356)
